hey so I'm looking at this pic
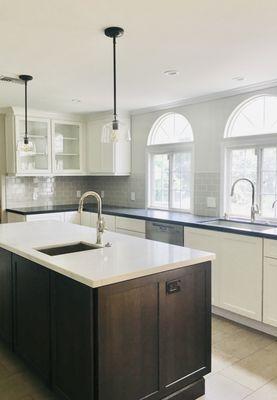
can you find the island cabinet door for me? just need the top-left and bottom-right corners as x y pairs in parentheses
(159, 262), (211, 392)
(12, 255), (51, 383)
(97, 280), (160, 400)
(50, 272), (94, 400)
(0, 248), (12, 346)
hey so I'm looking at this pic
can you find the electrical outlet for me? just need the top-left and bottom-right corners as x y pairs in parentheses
(131, 192), (136, 201)
(76, 190), (81, 198)
(101, 190), (105, 198)
(207, 197), (216, 208)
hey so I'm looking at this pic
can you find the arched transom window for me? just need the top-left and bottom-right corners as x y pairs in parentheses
(148, 112), (193, 145)
(225, 95), (277, 138)
(147, 113), (194, 212)
(224, 95), (277, 220)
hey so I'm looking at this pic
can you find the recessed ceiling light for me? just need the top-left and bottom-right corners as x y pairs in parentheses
(71, 98), (81, 103)
(164, 70), (179, 77)
(232, 76), (245, 82)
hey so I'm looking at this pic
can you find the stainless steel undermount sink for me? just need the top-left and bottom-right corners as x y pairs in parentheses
(36, 242), (104, 256)
(202, 219), (276, 232)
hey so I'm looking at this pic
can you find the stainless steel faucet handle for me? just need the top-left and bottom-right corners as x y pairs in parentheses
(97, 217), (106, 233)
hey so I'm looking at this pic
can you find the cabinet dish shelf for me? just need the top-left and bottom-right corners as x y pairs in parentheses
(19, 134), (47, 139)
(55, 153), (79, 156)
(55, 135), (78, 141)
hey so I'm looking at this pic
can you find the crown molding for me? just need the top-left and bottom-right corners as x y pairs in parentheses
(130, 78), (277, 116)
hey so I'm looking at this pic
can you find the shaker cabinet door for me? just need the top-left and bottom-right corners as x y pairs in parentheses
(263, 257), (277, 327)
(97, 281), (159, 400)
(13, 256), (51, 382)
(0, 249), (12, 346)
(160, 263), (211, 390)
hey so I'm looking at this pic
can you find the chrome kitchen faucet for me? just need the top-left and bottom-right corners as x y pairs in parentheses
(230, 178), (259, 223)
(78, 191), (106, 246)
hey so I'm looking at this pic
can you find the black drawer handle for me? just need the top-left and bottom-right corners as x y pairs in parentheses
(166, 280), (181, 294)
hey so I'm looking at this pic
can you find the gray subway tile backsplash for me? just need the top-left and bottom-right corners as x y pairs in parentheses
(5, 172), (220, 217)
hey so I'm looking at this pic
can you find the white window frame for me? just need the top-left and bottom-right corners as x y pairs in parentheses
(222, 134), (277, 221)
(147, 142), (194, 213)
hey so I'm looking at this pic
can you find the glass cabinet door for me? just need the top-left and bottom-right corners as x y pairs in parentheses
(52, 121), (83, 174)
(16, 117), (51, 174)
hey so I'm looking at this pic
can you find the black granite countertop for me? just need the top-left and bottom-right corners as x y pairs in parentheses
(6, 205), (277, 239)
(6, 204), (213, 224)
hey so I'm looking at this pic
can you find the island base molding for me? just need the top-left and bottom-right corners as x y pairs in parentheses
(161, 378), (205, 400)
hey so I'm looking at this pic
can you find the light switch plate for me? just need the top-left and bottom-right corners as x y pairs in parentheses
(131, 192), (136, 201)
(76, 190), (81, 198)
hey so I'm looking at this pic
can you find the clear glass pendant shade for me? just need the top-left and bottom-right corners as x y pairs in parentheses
(101, 119), (131, 143)
(17, 138), (36, 156)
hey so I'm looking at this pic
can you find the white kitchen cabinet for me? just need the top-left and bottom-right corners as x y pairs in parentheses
(264, 238), (277, 259)
(185, 227), (221, 306)
(116, 216), (146, 238)
(64, 211), (80, 224)
(4, 108), (85, 176)
(52, 120), (84, 175)
(90, 213), (116, 232)
(86, 118), (131, 175)
(80, 211), (92, 227)
(116, 228), (145, 239)
(219, 233), (262, 321)
(103, 214), (116, 232)
(8, 211), (82, 224)
(7, 212), (26, 223)
(263, 257), (277, 327)
(5, 114), (52, 175)
(184, 228), (263, 321)
(26, 213), (64, 222)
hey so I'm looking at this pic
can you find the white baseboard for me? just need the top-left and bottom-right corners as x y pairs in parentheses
(212, 306), (277, 338)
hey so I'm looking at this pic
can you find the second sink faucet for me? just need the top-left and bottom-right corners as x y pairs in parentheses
(78, 191), (105, 246)
(230, 178), (259, 222)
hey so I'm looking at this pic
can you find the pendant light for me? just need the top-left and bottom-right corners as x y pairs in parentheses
(102, 27), (131, 143)
(17, 74), (35, 155)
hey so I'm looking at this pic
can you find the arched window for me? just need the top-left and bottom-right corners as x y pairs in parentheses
(225, 95), (277, 138)
(147, 113), (194, 212)
(148, 112), (193, 145)
(224, 95), (277, 220)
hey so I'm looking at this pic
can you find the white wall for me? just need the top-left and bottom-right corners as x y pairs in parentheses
(131, 85), (277, 176)
(131, 85), (277, 215)
(0, 114), (6, 220)
(0, 114), (6, 174)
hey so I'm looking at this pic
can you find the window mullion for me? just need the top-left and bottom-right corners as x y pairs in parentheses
(168, 153), (173, 209)
(256, 146), (262, 213)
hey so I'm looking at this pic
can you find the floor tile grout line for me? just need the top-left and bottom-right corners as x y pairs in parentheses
(213, 335), (276, 366)
(217, 371), (256, 393)
(241, 376), (277, 399)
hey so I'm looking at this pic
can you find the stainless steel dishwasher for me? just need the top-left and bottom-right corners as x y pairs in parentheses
(146, 221), (184, 246)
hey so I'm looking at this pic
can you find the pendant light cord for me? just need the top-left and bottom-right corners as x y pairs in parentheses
(24, 80), (28, 144)
(113, 36), (117, 121)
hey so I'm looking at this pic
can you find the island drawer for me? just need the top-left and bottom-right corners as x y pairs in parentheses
(115, 216), (145, 233)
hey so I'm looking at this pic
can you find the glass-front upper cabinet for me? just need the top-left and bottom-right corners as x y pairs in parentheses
(15, 116), (52, 175)
(52, 121), (84, 174)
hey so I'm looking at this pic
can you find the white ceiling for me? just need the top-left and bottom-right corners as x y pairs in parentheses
(1, 0), (277, 114)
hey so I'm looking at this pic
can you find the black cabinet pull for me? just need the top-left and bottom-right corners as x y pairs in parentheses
(166, 280), (181, 294)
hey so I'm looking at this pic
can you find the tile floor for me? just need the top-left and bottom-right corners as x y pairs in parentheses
(0, 316), (276, 399)
(200, 316), (277, 400)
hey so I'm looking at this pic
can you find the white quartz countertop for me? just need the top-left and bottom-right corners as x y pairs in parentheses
(0, 221), (215, 288)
